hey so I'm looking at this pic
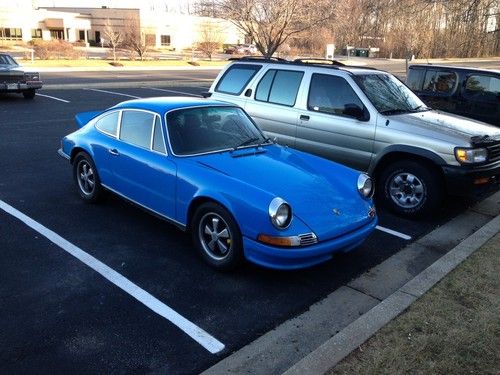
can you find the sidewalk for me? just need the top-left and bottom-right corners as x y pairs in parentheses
(202, 191), (500, 375)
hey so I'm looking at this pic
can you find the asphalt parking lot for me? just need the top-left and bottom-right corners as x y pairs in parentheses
(0, 80), (477, 373)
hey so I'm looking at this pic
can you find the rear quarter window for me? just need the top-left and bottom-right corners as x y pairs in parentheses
(215, 64), (262, 95)
(464, 74), (500, 102)
(422, 70), (457, 95)
(95, 111), (119, 136)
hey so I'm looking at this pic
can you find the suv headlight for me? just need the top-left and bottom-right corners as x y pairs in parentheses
(269, 197), (292, 229)
(357, 174), (374, 198)
(454, 147), (488, 164)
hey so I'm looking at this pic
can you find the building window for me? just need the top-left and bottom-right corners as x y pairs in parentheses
(50, 29), (64, 40)
(161, 35), (171, 46)
(0, 28), (22, 40)
(31, 29), (42, 39)
(79, 30), (85, 41)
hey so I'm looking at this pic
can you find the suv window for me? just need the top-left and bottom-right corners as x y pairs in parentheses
(120, 110), (155, 149)
(308, 74), (364, 116)
(255, 69), (303, 106)
(464, 75), (500, 101)
(95, 111), (119, 136)
(215, 64), (261, 95)
(422, 70), (457, 94)
(406, 68), (425, 91)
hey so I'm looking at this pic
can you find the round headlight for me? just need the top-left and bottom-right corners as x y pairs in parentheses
(269, 197), (292, 229)
(357, 174), (374, 198)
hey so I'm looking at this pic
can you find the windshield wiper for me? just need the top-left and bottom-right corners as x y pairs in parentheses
(410, 105), (430, 112)
(380, 108), (411, 115)
(233, 137), (260, 150)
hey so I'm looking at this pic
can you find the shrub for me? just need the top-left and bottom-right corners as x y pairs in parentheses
(31, 40), (82, 59)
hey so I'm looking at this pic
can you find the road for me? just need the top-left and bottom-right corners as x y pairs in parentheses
(0, 69), (491, 373)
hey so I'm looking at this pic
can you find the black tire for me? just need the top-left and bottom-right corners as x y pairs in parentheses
(376, 160), (443, 218)
(73, 152), (103, 203)
(191, 202), (243, 271)
(23, 89), (36, 99)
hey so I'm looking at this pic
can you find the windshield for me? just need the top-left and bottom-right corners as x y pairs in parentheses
(354, 73), (427, 115)
(0, 54), (18, 66)
(166, 106), (268, 156)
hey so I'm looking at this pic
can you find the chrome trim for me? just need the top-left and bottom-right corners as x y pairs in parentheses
(298, 232), (318, 246)
(57, 148), (70, 160)
(101, 183), (186, 230)
(268, 197), (292, 230)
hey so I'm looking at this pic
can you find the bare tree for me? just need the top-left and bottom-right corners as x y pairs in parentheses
(103, 19), (123, 62)
(210, 0), (336, 58)
(123, 17), (154, 61)
(197, 21), (224, 60)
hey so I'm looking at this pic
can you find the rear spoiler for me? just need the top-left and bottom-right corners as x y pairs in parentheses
(75, 110), (101, 129)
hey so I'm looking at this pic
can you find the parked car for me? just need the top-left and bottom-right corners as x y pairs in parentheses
(224, 44), (258, 55)
(207, 58), (500, 218)
(58, 97), (377, 270)
(406, 64), (500, 126)
(0, 52), (43, 99)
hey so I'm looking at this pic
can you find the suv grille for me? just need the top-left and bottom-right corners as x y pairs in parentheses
(487, 143), (500, 162)
(1, 75), (23, 84)
(298, 233), (318, 246)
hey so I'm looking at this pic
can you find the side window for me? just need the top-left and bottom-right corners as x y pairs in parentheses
(119, 111), (155, 149)
(255, 69), (303, 106)
(423, 70), (457, 94)
(152, 116), (166, 153)
(95, 111), (119, 136)
(406, 68), (425, 91)
(215, 64), (261, 95)
(464, 75), (500, 101)
(308, 74), (364, 117)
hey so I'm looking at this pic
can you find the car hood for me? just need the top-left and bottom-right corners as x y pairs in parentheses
(191, 146), (374, 240)
(387, 110), (500, 145)
(0, 66), (24, 74)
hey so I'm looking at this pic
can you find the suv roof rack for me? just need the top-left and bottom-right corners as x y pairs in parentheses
(228, 55), (381, 72)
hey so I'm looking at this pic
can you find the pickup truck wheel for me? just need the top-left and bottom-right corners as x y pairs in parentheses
(23, 89), (36, 99)
(191, 202), (243, 271)
(377, 160), (443, 218)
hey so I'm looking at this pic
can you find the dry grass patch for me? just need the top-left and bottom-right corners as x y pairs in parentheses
(330, 233), (500, 375)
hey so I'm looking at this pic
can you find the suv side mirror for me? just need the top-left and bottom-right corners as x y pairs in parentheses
(344, 104), (369, 121)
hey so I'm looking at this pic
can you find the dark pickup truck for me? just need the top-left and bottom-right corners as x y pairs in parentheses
(406, 64), (499, 126)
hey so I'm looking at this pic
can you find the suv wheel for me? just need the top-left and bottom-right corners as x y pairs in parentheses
(377, 160), (443, 218)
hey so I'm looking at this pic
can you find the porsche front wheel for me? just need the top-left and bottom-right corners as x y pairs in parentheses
(191, 202), (243, 271)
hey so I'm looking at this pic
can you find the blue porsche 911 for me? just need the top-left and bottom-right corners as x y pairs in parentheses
(59, 97), (377, 270)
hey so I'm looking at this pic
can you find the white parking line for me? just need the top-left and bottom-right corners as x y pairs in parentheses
(146, 87), (203, 97)
(84, 88), (141, 99)
(0, 199), (225, 354)
(376, 225), (412, 240)
(36, 93), (70, 103)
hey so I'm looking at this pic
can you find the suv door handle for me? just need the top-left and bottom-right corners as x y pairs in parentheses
(108, 148), (119, 156)
(300, 115), (310, 121)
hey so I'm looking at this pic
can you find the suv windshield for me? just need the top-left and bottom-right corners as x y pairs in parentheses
(355, 73), (427, 115)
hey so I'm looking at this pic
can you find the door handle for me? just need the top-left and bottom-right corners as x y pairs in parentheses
(108, 148), (119, 156)
(300, 115), (310, 121)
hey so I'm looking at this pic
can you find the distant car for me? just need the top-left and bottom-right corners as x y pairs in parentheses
(0, 52), (43, 99)
(406, 64), (500, 126)
(58, 97), (377, 270)
(224, 44), (257, 55)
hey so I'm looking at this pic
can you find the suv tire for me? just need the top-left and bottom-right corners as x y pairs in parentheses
(377, 160), (443, 218)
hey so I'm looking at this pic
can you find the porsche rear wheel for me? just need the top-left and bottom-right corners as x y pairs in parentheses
(191, 202), (243, 271)
(73, 152), (103, 203)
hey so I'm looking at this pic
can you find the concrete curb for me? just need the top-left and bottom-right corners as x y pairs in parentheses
(201, 191), (500, 375)
(283, 213), (500, 375)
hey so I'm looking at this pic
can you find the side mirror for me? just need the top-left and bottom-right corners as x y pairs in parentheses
(344, 104), (370, 121)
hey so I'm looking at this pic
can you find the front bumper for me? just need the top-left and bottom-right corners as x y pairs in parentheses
(442, 160), (500, 196)
(243, 217), (378, 270)
(0, 81), (43, 92)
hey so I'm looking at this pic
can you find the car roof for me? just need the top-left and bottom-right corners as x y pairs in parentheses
(409, 64), (500, 75)
(111, 97), (234, 115)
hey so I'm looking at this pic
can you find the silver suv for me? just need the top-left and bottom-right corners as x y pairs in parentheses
(208, 58), (500, 218)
